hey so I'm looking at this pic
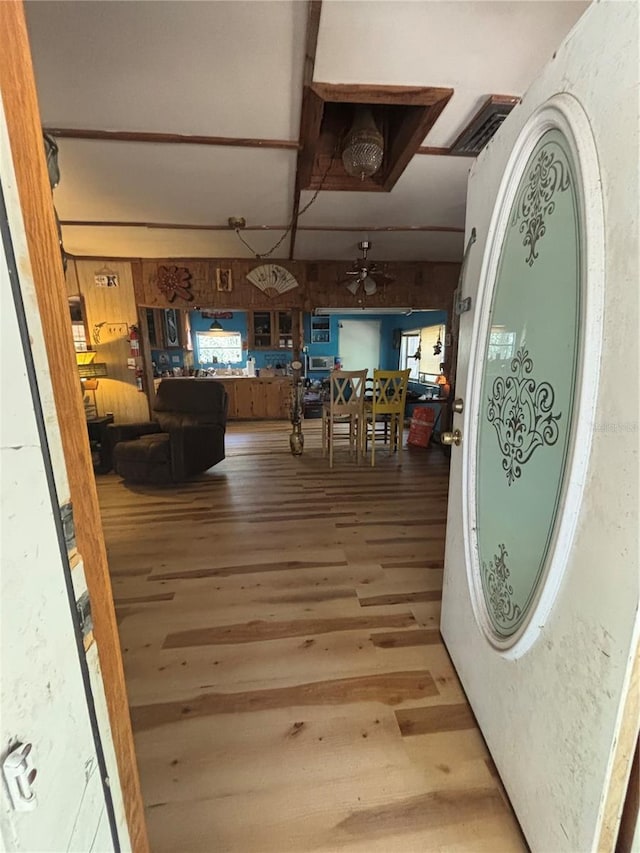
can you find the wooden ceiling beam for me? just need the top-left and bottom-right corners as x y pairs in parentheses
(290, 0), (323, 260)
(44, 127), (475, 158)
(311, 82), (453, 106)
(44, 127), (299, 151)
(61, 220), (464, 234)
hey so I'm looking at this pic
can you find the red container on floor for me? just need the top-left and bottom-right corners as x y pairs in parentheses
(407, 407), (435, 448)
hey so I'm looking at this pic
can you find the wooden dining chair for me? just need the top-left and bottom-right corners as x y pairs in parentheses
(364, 369), (410, 466)
(322, 369), (368, 468)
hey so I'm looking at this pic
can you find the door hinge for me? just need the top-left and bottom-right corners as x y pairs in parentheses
(76, 590), (93, 640)
(455, 296), (472, 315)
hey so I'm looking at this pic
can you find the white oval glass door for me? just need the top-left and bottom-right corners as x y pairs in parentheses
(473, 127), (581, 642)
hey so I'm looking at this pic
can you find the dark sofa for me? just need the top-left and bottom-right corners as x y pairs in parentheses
(109, 378), (228, 484)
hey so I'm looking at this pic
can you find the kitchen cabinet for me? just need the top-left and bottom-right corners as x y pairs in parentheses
(217, 377), (291, 419)
(310, 315), (330, 344)
(248, 310), (294, 349)
(145, 307), (189, 349)
(145, 308), (165, 348)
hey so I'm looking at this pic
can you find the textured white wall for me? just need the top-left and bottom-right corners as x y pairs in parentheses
(0, 97), (130, 850)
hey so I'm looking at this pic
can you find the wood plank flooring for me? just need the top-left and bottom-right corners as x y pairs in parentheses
(98, 421), (527, 852)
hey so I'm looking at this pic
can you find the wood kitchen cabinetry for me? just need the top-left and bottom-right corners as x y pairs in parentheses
(145, 307), (191, 350)
(248, 311), (294, 349)
(221, 377), (291, 420)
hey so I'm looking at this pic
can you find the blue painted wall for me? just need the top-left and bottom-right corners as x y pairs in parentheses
(184, 310), (445, 376)
(303, 311), (446, 383)
(190, 311), (292, 370)
(151, 348), (185, 372)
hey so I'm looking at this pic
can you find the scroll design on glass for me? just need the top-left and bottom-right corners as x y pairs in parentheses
(482, 544), (522, 628)
(487, 347), (561, 486)
(511, 145), (571, 267)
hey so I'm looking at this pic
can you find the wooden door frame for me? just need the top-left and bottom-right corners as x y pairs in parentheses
(0, 4), (149, 850)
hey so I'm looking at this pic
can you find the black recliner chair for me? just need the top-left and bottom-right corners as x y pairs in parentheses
(109, 378), (228, 484)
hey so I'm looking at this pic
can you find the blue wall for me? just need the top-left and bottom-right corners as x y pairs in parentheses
(151, 348), (185, 372)
(185, 310), (446, 376)
(190, 311), (292, 370)
(304, 311), (446, 382)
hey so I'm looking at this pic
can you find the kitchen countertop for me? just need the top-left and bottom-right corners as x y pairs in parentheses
(200, 374), (290, 380)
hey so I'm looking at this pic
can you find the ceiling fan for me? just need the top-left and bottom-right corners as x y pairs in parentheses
(339, 241), (393, 297)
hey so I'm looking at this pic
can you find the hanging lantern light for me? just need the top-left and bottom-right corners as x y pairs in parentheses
(341, 106), (384, 181)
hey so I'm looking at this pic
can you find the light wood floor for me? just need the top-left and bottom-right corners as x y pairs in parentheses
(99, 421), (527, 853)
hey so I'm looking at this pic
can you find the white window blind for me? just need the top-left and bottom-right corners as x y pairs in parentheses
(400, 325), (444, 379)
(195, 331), (242, 365)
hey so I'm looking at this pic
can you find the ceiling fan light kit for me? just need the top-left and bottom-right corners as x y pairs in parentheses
(340, 240), (393, 299)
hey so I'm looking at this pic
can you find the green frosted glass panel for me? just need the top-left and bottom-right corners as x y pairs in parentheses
(476, 129), (581, 639)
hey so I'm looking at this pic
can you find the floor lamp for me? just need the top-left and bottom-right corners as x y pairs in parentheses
(76, 352), (108, 419)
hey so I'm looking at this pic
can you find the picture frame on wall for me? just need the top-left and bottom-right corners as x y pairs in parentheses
(216, 268), (233, 292)
(164, 308), (180, 348)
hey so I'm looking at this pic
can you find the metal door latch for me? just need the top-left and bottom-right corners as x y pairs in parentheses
(2, 743), (37, 811)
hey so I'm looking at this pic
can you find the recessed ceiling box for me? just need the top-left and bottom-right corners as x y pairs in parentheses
(298, 83), (453, 192)
(450, 95), (520, 156)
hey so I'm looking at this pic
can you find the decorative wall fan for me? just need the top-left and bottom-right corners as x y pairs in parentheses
(246, 264), (299, 298)
(339, 241), (393, 297)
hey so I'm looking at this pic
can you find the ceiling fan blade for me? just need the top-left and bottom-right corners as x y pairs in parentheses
(372, 271), (394, 285)
(345, 280), (360, 296)
(363, 276), (377, 295)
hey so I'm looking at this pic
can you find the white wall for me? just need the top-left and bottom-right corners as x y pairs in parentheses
(0, 98), (130, 851)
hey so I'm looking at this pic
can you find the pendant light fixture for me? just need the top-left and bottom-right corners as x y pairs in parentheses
(209, 320), (225, 334)
(341, 106), (384, 181)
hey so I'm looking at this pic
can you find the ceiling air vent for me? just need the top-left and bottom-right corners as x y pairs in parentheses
(451, 95), (520, 156)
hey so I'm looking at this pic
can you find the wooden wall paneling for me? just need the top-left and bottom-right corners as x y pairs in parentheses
(292, 308), (303, 360)
(137, 259), (310, 310)
(75, 260), (149, 423)
(132, 262), (157, 416)
(616, 736), (639, 853)
(137, 305), (156, 413)
(134, 258), (459, 314)
(65, 257), (81, 296)
(131, 259), (145, 304)
(0, 4), (149, 850)
(225, 380), (239, 419)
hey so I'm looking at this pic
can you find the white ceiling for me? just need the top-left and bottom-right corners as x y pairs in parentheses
(25, 0), (589, 262)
